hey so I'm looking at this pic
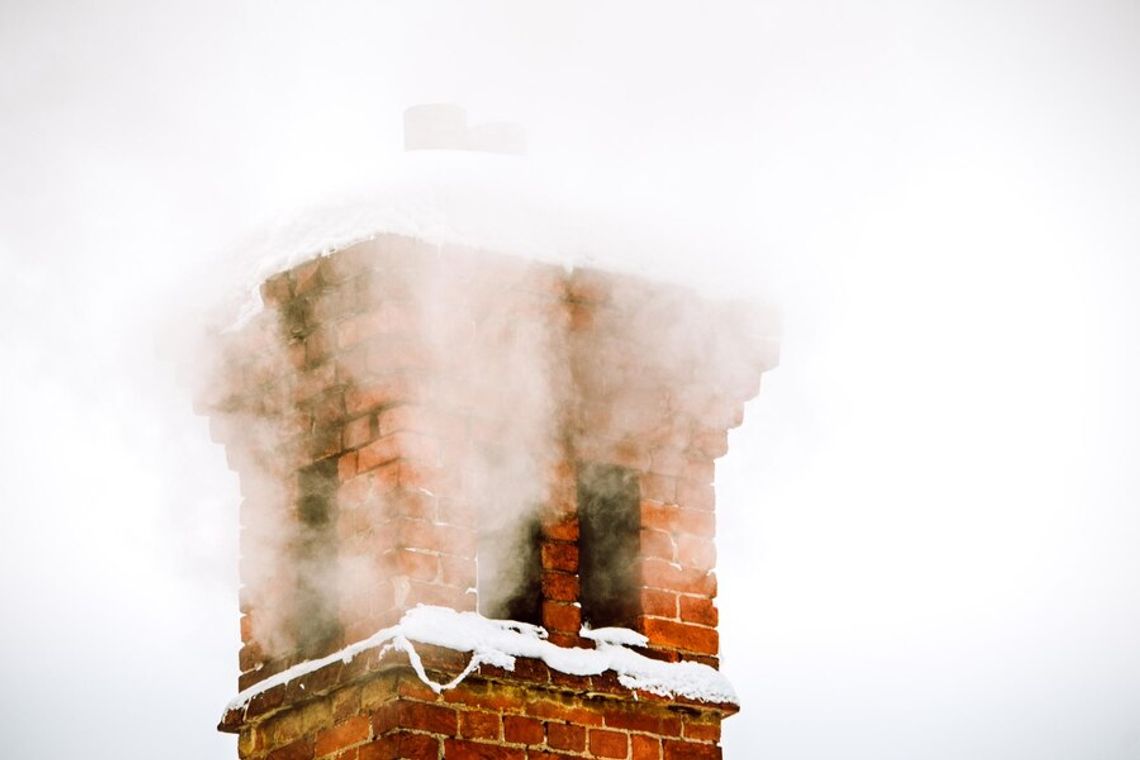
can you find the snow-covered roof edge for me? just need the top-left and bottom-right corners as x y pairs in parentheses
(225, 605), (737, 718)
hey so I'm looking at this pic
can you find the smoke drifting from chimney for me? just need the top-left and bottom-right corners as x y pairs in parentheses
(202, 230), (772, 672)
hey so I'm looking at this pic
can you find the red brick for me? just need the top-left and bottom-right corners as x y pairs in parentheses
(395, 461), (457, 498)
(365, 337), (434, 375)
(440, 554), (476, 587)
(640, 529), (675, 561)
(344, 415), (373, 449)
(393, 491), (436, 520)
(244, 681), (285, 716)
(640, 473), (676, 503)
(632, 734), (662, 760)
(319, 248), (361, 282)
(238, 641), (264, 673)
(310, 391), (344, 428)
(338, 465), (399, 509)
(398, 520), (476, 557)
(239, 614), (252, 643)
(640, 502), (676, 533)
(675, 535), (716, 571)
(546, 722), (586, 752)
(675, 480), (714, 512)
(682, 458), (715, 485)
(542, 601), (581, 634)
(357, 432), (440, 472)
(375, 405), (466, 442)
(511, 657), (551, 683)
(305, 326), (336, 365)
(659, 715), (683, 737)
(573, 299), (603, 330)
(525, 700), (604, 726)
(437, 497), (476, 527)
(590, 670), (627, 695)
(261, 271), (293, 304)
(541, 572), (580, 602)
(356, 434), (402, 472)
(545, 632), (576, 649)
(567, 269), (613, 303)
(406, 581), (469, 609)
(308, 426), (342, 460)
(541, 542), (579, 572)
(443, 738), (526, 760)
(683, 717), (721, 743)
(443, 682), (526, 712)
(294, 362), (338, 402)
(543, 517), (579, 542)
(663, 740), (720, 760)
(503, 715), (544, 745)
(397, 700), (458, 734)
(679, 596), (718, 627)
(604, 707), (665, 733)
(648, 448), (688, 478)
(459, 710), (501, 740)
(344, 374), (417, 415)
(641, 589), (679, 618)
(332, 687), (362, 722)
(375, 404), (419, 436)
(641, 618), (718, 655)
(337, 302), (414, 349)
(314, 715), (370, 756)
(293, 259), (324, 295)
(311, 282), (357, 323)
(395, 549), (439, 582)
(588, 729), (629, 758)
(395, 731), (441, 759)
(338, 451), (358, 481)
(639, 558), (717, 596)
(688, 429), (728, 459)
(395, 676), (439, 702)
(641, 503), (715, 538)
(676, 509), (715, 538)
(267, 738), (314, 760)
(357, 739), (394, 760)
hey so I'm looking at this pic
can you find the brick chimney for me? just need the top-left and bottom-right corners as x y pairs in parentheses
(206, 235), (778, 759)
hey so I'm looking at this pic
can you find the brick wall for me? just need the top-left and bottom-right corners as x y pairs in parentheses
(225, 645), (735, 760)
(207, 235), (777, 757)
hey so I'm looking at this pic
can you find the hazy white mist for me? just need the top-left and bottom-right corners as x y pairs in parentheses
(1, 1), (1138, 758)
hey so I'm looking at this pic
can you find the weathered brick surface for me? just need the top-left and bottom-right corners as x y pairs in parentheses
(224, 653), (735, 759)
(588, 728), (629, 758)
(210, 236), (776, 758)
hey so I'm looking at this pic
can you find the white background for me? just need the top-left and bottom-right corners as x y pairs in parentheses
(1, 1), (1138, 757)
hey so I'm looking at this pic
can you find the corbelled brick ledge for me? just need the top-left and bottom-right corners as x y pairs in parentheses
(222, 639), (737, 759)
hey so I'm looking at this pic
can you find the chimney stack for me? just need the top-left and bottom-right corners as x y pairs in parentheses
(206, 236), (778, 759)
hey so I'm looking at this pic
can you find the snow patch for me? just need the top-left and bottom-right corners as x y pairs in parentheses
(580, 625), (649, 648)
(225, 605), (736, 714)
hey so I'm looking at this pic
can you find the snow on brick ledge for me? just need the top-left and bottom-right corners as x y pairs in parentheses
(221, 605), (737, 727)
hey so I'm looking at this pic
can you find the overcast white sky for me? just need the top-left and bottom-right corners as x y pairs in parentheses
(2, 1), (1139, 758)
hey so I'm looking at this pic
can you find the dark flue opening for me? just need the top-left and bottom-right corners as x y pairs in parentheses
(292, 459), (341, 656)
(577, 462), (641, 629)
(478, 514), (543, 625)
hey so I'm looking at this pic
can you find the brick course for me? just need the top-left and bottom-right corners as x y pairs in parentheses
(227, 652), (734, 760)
